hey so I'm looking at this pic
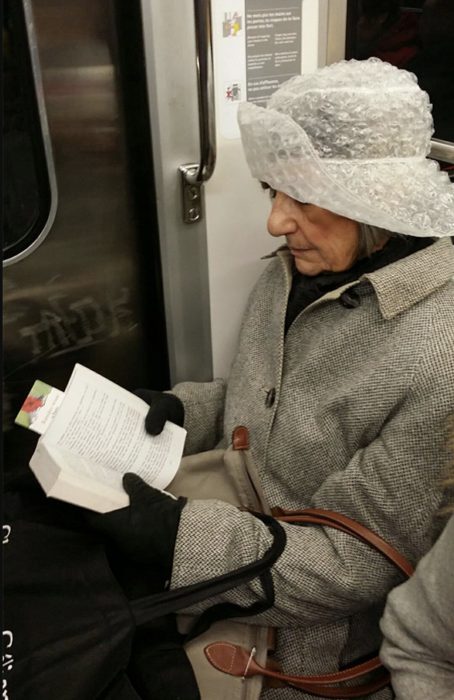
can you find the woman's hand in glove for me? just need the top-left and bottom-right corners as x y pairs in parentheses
(134, 389), (185, 435)
(86, 473), (187, 575)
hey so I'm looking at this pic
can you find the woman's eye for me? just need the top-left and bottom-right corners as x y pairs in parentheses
(260, 182), (277, 200)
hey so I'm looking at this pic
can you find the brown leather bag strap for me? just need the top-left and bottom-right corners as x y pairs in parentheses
(204, 641), (389, 698)
(204, 508), (414, 697)
(278, 508), (414, 578)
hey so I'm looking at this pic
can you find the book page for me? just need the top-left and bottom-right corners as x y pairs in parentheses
(43, 364), (186, 490)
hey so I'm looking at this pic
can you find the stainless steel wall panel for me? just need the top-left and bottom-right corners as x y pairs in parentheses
(3, 0), (170, 462)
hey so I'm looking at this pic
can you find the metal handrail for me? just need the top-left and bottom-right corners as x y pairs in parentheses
(184, 0), (216, 186)
(430, 138), (454, 166)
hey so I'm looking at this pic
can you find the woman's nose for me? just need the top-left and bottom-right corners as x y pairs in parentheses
(267, 192), (298, 238)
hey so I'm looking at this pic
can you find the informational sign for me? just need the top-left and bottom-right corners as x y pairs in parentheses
(213, 3), (246, 139)
(246, 0), (302, 106)
(213, 1), (303, 138)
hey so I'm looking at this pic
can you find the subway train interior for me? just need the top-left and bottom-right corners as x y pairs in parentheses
(3, 0), (454, 698)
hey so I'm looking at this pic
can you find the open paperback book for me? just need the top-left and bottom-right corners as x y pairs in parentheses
(16, 364), (187, 513)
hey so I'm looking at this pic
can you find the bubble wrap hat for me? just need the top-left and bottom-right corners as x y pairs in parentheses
(238, 58), (454, 237)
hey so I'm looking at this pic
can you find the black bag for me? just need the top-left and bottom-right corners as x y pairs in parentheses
(3, 471), (285, 700)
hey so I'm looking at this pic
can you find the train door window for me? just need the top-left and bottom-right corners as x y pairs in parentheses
(3, 0), (57, 265)
(346, 0), (454, 173)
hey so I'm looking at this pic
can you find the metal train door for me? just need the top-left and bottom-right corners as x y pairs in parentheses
(3, 0), (173, 465)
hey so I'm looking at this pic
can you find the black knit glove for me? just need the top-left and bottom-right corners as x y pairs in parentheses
(134, 389), (185, 436)
(86, 473), (187, 577)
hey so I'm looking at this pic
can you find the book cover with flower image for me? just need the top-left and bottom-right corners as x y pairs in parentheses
(15, 380), (65, 435)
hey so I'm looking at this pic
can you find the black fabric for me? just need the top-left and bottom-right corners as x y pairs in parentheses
(104, 548), (199, 700)
(406, 42), (454, 143)
(284, 236), (434, 333)
(128, 618), (200, 700)
(134, 389), (185, 435)
(3, 476), (137, 700)
(86, 473), (187, 587)
(4, 472), (286, 700)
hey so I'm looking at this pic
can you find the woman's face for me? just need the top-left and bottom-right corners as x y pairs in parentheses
(267, 191), (361, 276)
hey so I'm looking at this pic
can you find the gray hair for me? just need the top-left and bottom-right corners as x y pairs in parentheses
(358, 222), (404, 258)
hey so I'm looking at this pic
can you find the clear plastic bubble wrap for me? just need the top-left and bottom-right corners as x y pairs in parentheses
(238, 58), (454, 238)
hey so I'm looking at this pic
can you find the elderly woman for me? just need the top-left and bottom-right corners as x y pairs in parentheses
(91, 59), (454, 699)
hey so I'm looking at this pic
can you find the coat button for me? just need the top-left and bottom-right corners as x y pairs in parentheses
(265, 388), (276, 407)
(339, 289), (361, 308)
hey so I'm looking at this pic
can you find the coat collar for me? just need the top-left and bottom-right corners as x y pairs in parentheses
(263, 238), (454, 320)
(363, 238), (454, 319)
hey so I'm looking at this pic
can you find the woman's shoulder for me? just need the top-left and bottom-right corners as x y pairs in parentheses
(418, 275), (454, 335)
(401, 282), (454, 395)
(363, 238), (454, 319)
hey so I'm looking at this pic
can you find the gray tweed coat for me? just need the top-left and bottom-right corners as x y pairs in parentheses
(170, 238), (454, 700)
(380, 513), (454, 699)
